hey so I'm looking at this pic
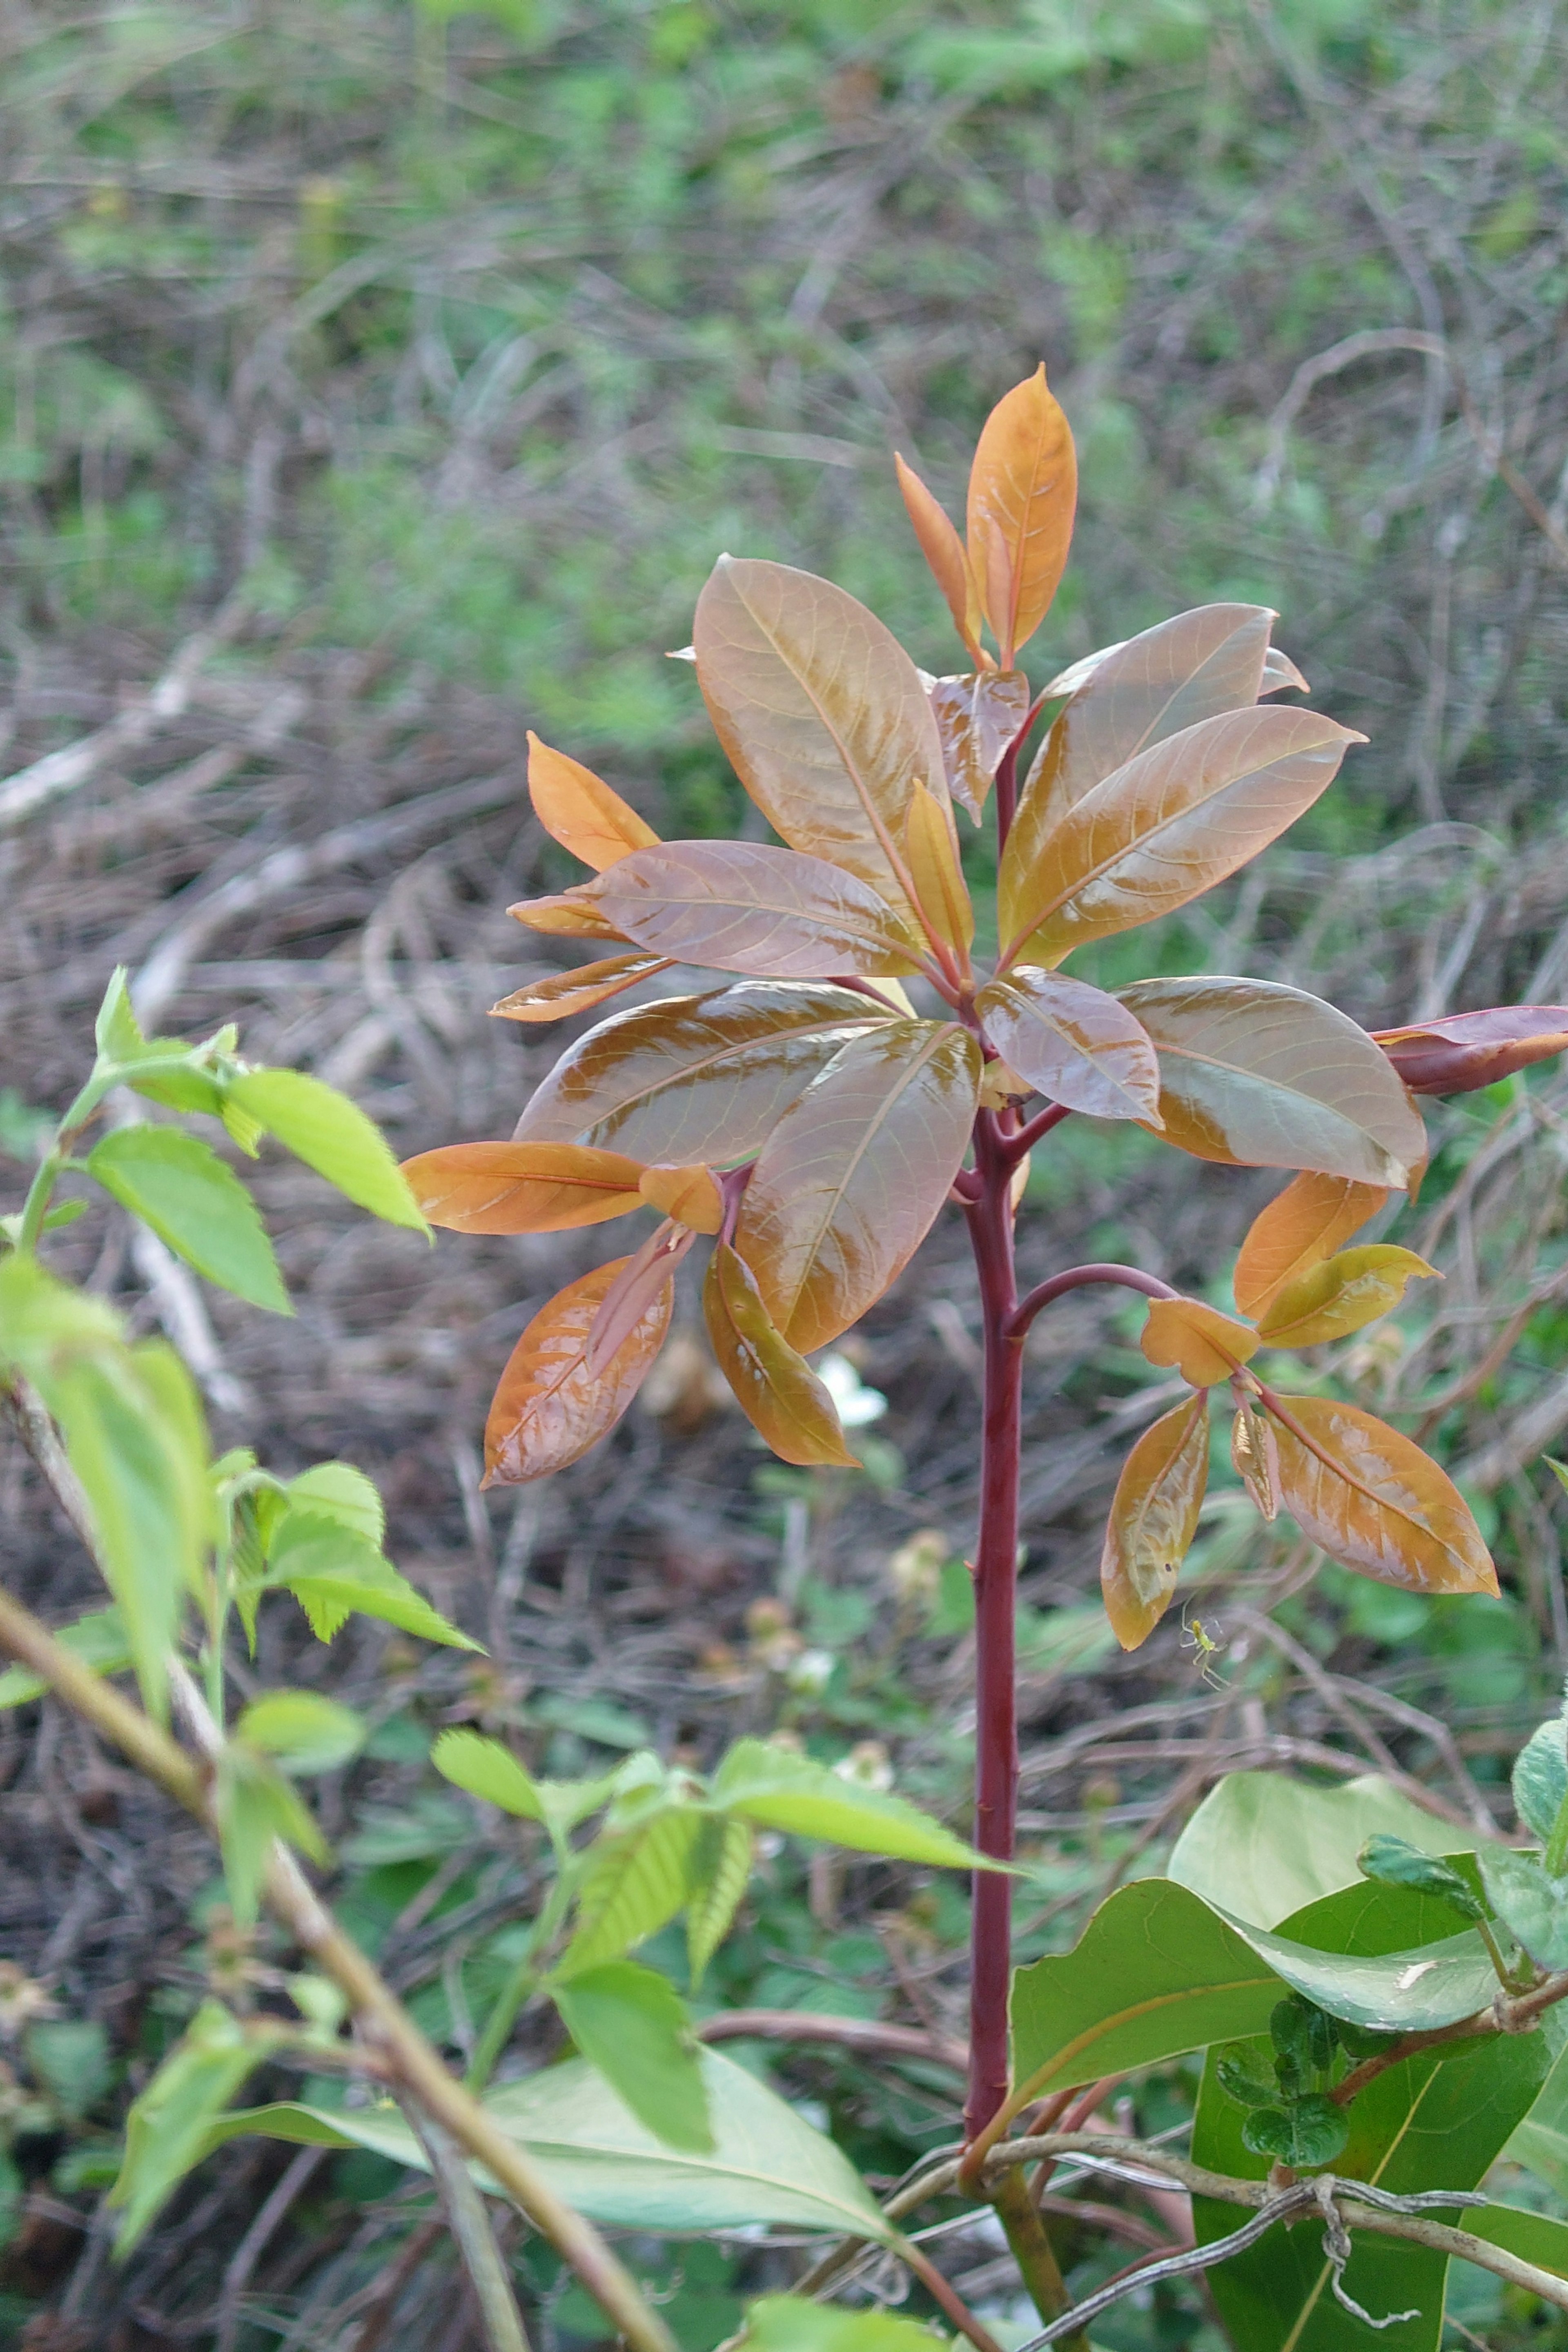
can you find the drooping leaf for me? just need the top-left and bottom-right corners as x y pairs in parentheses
(894, 454), (985, 664)
(711, 1738), (986, 1869)
(1256, 1245), (1439, 1348)
(109, 2002), (269, 2254)
(999, 706), (1364, 966)
(236, 1690), (365, 1775)
(0, 1605), (131, 1710)
(902, 780), (974, 955)
(1140, 1296), (1258, 1386)
(563, 1807), (706, 1975)
(927, 669), (1031, 819)
(686, 1815), (754, 1989)
(1373, 1004), (1568, 1094)
(1479, 1847), (1568, 1970)
(401, 1141), (647, 1233)
(266, 1509), (479, 1649)
(1120, 976), (1427, 1187)
(702, 1244), (858, 1467)
(1513, 1717), (1568, 1845)
(694, 557), (951, 922)
(225, 1069), (429, 1232)
(975, 968), (1162, 1123)
(512, 980), (892, 1164)
(733, 1021), (981, 1353)
(490, 953), (673, 1024)
(526, 731), (660, 870)
(965, 363), (1076, 662)
(551, 1962), (712, 2154)
(637, 1162), (724, 1234)
(540, 843), (922, 981)
(1100, 1392), (1209, 1651)
(85, 1126), (290, 1314)
(483, 1258), (672, 1486)
(1233, 1171), (1388, 1317)
(1265, 1393), (1497, 1594)
(1358, 1835), (1485, 1922)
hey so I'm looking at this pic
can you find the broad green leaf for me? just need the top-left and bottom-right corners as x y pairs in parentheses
(491, 952), (674, 1025)
(686, 1815), (754, 1989)
(895, 454), (985, 667)
(86, 1125), (290, 1313)
(1267, 1394), (1497, 1595)
(217, 1747), (327, 1924)
(693, 555), (949, 924)
(927, 669), (1031, 820)
(711, 1738), (986, 1870)
(1462, 2202), (1568, 2281)
(1169, 1771), (1489, 1931)
(975, 968), (1162, 1123)
(1234, 1171), (1388, 1316)
(734, 1020), (981, 1354)
(563, 1807), (706, 1975)
(514, 980), (891, 1165)
(1359, 1835), (1484, 1922)
(483, 1257), (673, 1486)
(1256, 1244), (1439, 1348)
(1139, 1295), (1258, 1386)
(965, 363), (1076, 663)
(27, 2020), (111, 2121)
(236, 1690), (365, 1774)
(1121, 976), (1427, 1187)
(0, 1605), (131, 1710)
(1000, 706), (1361, 966)
(208, 2047), (895, 2238)
(526, 731), (660, 869)
(1479, 1846), (1568, 1969)
(702, 1244), (858, 1468)
(225, 1067), (428, 1232)
(740, 2299), (943, 2352)
(1240, 2094), (1347, 2167)
(402, 1140), (647, 1233)
(110, 2001), (268, 2254)
(286, 1461), (384, 1547)
(534, 844), (923, 981)
(1100, 1391), (1208, 1651)
(1507, 2042), (1568, 2198)
(266, 1509), (479, 1650)
(432, 1728), (545, 1821)
(1514, 1715), (1568, 1847)
(0, 1250), (121, 1367)
(550, 1961), (713, 2154)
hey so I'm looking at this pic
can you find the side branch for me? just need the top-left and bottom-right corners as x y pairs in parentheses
(1009, 1263), (1178, 1342)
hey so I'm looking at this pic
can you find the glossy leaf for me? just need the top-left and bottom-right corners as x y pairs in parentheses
(1140, 1296), (1258, 1385)
(513, 981), (892, 1164)
(902, 780), (974, 954)
(733, 1021), (982, 1353)
(266, 1510), (479, 1649)
(894, 454), (985, 664)
(85, 1126), (290, 1314)
(711, 1737), (987, 1869)
(526, 731), (659, 869)
(1256, 1244), (1439, 1348)
(965, 363), (1076, 662)
(1234, 1171), (1388, 1316)
(544, 843), (922, 980)
(509, 891), (630, 942)
(638, 1161), (724, 1234)
(1373, 1004), (1568, 1094)
(702, 1243), (858, 1467)
(975, 967), (1161, 1123)
(490, 953), (672, 1025)
(225, 1069), (429, 1232)
(1266, 1393), (1498, 1594)
(1479, 1847), (1568, 1970)
(1358, 1835), (1484, 1922)
(1000, 705), (1364, 966)
(584, 1220), (692, 1374)
(109, 2002), (267, 2254)
(693, 555), (949, 918)
(927, 668), (1031, 820)
(1120, 976), (1428, 1187)
(550, 1962), (712, 2155)
(1100, 1392), (1209, 1650)
(1513, 1717), (1567, 1844)
(483, 1258), (673, 1486)
(401, 1141), (646, 1233)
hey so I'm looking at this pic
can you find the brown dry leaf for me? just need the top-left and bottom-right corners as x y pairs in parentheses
(638, 1162), (724, 1234)
(976, 968), (1161, 1125)
(1232, 1171), (1388, 1316)
(482, 1259), (673, 1486)
(966, 365), (1077, 662)
(703, 1243), (858, 1468)
(490, 953), (673, 1024)
(895, 454), (986, 665)
(527, 732), (660, 869)
(1100, 1392), (1209, 1651)
(564, 841), (923, 980)
(1140, 1297), (1259, 1386)
(1266, 1393), (1498, 1593)
(903, 780), (974, 956)
(1256, 1245), (1439, 1348)
(401, 1141), (646, 1232)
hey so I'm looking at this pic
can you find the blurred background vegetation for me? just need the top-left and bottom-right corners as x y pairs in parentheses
(5, 1), (1568, 2346)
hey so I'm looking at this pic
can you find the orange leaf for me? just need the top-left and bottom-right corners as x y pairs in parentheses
(702, 1243), (858, 1468)
(638, 1162), (724, 1234)
(965, 365), (1077, 664)
(586, 1220), (693, 1374)
(526, 732), (660, 871)
(1265, 1393), (1497, 1595)
(401, 1142), (646, 1233)
(558, 842), (923, 980)
(903, 780), (974, 958)
(1372, 1005), (1568, 1094)
(1140, 1297), (1258, 1387)
(1100, 1392), (1209, 1652)
(1231, 1397), (1280, 1522)
(927, 670), (1032, 821)
(489, 953), (673, 1024)
(895, 454), (986, 665)
(1232, 1171), (1388, 1316)
(1255, 1245), (1439, 1348)
(482, 1259), (672, 1486)
(508, 891), (630, 943)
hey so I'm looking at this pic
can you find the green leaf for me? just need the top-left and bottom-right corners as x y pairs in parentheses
(206, 2047), (895, 2239)
(1479, 1846), (1568, 1969)
(1359, 1834), (1485, 1922)
(1513, 1715), (1567, 1844)
(431, 1728), (545, 1820)
(86, 1126), (290, 1313)
(109, 2001), (269, 2254)
(738, 2298), (942, 2352)
(550, 1961), (713, 2154)
(224, 1067), (430, 1232)
(216, 1748), (327, 1926)
(266, 1509), (479, 1650)
(0, 1606), (131, 1710)
(1506, 2042), (1568, 2198)
(94, 967), (146, 1063)
(1240, 2094), (1348, 2168)
(1461, 2201), (1568, 2283)
(236, 1691), (365, 1775)
(711, 1739), (989, 1871)
(1169, 1768), (1493, 1931)
(26, 2020), (111, 2121)
(563, 1808), (706, 1975)
(285, 1461), (385, 1547)
(0, 1248), (123, 1370)
(1215, 2046), (1278, 2109)
(686, 1815), (754, 1989)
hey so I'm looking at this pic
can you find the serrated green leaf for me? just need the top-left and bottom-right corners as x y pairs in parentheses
(284, 1461), (384, 1547)
(0, 1606), (130, 1710)
(86, 1126), (290, 1314)
(1479, 1846), (1568, 1970)
(551, 1961), (712, 2154)
(216, 1748), (327, 1926)
(237, 1691), (364, 1774)
(1359, 1833), (1484, 1921)
(563, 1808), (705, 1976)
(265, 1510), (479, 1651)
(710, 1738), (988, 1870)
(225, 1067), (429, 1231)
(686, 1815), (754, 1989)
(431, 1728), (545, 1820)
(109, 2002), (268, 2254)
(94, 968), (146, 1063)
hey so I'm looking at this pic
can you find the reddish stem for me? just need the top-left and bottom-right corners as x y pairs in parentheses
(993, 737), (1021, 849)
(1007, 1101), (1074, 1157)
(1009, 1263), (1178, 1342)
